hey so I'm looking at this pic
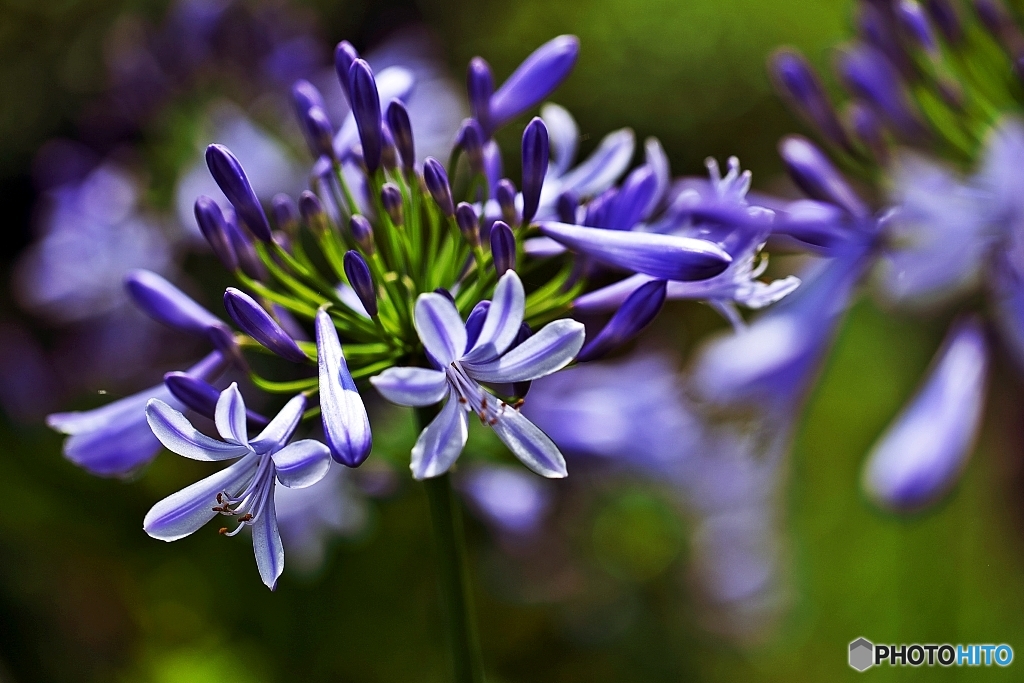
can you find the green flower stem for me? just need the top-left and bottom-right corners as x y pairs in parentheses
(418, 410), (486, 683)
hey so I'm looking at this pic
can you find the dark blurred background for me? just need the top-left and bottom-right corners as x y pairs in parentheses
(2, 0), (1023, 681)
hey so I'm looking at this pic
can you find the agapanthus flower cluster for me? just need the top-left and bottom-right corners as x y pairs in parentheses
(47, 34), (801, 587)
(755, 0), (1024, 512)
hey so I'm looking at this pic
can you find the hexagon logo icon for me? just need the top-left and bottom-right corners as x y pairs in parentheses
(849, 638), (874, 671)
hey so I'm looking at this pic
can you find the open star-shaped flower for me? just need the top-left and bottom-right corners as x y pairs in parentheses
(143, 383), (332, 589)
(370, 271), (585, 479)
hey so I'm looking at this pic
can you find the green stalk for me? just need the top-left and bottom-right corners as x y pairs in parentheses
(417, 408), (486, 683)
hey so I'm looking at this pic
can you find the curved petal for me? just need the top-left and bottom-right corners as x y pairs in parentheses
(862, 319), (988, 512)
(252, 485), (285, 590)
(316, 309), (372, 466)
(489, 36), (579, 129)
(410, 391), (469, 480)
(644, 137), (670, 217)
(414, 293), (467, 365)
(146, 400), (251, 461)
(370, 366), (448, 406)
(491, 408), (567, 478)
(557, 128), (636, 197)
(540, 222), (732, 281)
(62, 418), (162, 478)
(523, 236), (567, 258)
(464, 271), (525, 363)
(215, 383), (249, 445)
(273, 439), (332, 488)
(143, 454), (260, 542)
(250, 394), (306, 454)
(464, 319), (585, 383)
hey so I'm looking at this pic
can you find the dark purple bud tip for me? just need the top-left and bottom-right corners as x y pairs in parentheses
(577, 279), (667, 362)
(350, 214), (374, 253)
(348, 59), (383, 174)
(165, 371), (268, 428)
(557, 191), (579, 224)
(306, 106), (337, 161)
(490, 220), (516, 274)
(497, 179), (519, 225)
(464, 300), (491, 349)
(456, 118), (486, 172)
(272, 194), (299, 236)
(334, 41), (360, 101)
(423, 157), (455, 216)
(926, 0), (963, 44)
(205, 144), (272, 242)
(343, 251), (378, 317)
(194, 196), (238, 272)
(897, 0), (938, 53)
(299, 191), (328, 235)
(490, 35), (580, 132)
(224, 287), (309, 363)
(521, 117), (549, 225)
(433, 288), (457, 306)
(511, 323), (534, 398)
(455, 202), (480, 247)
(779, 135), (869, 218)
(769, 49), (851, 151)
(125, 269), (223, 337)
(467, 57), (495, 135)
(385, 100), (415, 171)
(381, 183), (404, 226)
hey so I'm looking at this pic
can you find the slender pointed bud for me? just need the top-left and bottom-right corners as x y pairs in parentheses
(315, 308), (372, 466)
(292, 81), (335, 160)
(557, 191), (579, 224)
(381, 125), (398, 172)
(350, 215), (374, 253)
(164, 371), (268, 428)
(194, 196), (238, 272)
(897, 0), (938, 54)
(423, 157), (455, 216)
(125, 270), (225, 338)
(385, 100), (415, 171)
(490, 220), (516, 274)
(468, 57), (495, 135)
(490, 36), (580, 131)
(521, 117), (549, 225)
(836, 44), (927, 141)
(779, 136), (869, 218)
(540, 221), (731, 281)
(334, 40), (359, 101)
(205, 144), (272, 242)
(271, 194), (299, 237)
(343, 251), (378, 317)
(496, 179), (518, 225)
(577, 279), (667, 362)
(455, 202), (480, 247)
(456, 118), (486, 172)
(224, 287), (309, 363)
(348, 59), (383, 173)
(862, 318), (988, 512)
(299, 191), (329, 236)
(223, 210), (265, 281)
(381, 183), (404, 226)
(769, 49), (852, 151)
(857, 2), (915, 77)
(925, 0), (963, 44)
(847, 101), (889, 162)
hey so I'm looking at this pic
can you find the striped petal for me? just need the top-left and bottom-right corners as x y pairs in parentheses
(414, 293), (467, 366)
(252, 485), (285, 590)
(272, 439), (332, 489)
(146, 399), (250, 461)
(464, 319), (585, 383)
(410, 390), (469, 480)
(370, 367), (448, 407)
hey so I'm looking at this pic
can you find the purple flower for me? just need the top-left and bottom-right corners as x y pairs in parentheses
(195, 196), (238, 272)
(862, 318), (988, 512)
(836, 44), (928, 141)
(577, 279), (667, 362)
(47, 351), (226, 477)
(315, 309), (372, 466)
(205, 144), (273, 242)
(423, 157), (455, 216)
(769, 49), (851, 151)
(490, 221), (516, 274)
(144, 384), (332, 589)
(521, 117), (549, 224)
(370, 271), (585, 479)
(459, 465), (553, 537)
(385, 99), (415, 171)
(125, 269), (229, 342)
(348, 60), (383, 173)
(343, 251), (378, 317)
